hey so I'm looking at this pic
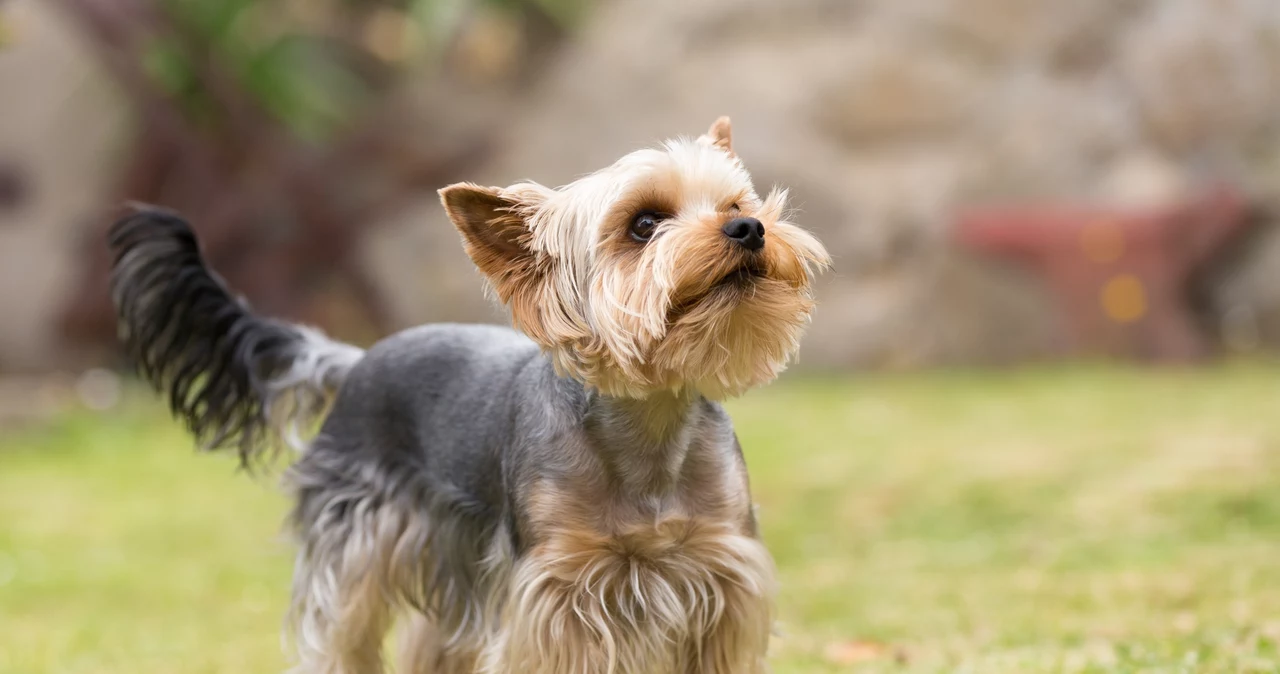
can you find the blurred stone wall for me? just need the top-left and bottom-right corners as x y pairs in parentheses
(4, 0), (1280, 371)
(0, 0), (126, 372)
(368, 0), (1280, 368)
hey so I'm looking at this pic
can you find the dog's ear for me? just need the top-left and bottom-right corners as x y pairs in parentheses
(440, 182), (586, 346)
(700, 116), (733, 155)
(440, 183), (533, 280)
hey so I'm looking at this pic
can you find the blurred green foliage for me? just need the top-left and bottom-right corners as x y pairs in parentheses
(141, 0), (588, 141)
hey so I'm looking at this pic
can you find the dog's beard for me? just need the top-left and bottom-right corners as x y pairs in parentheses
(579, 268), (816, 399)
(650, 275), (816, 398)
(568, 191), (828, 399)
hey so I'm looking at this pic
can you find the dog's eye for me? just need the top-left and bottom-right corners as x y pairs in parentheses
(630, 212), (662, 242)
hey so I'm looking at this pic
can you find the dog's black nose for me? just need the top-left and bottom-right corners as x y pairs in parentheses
(722, 217), (765, 251)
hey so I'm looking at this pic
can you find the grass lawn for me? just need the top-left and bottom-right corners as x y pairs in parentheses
(2, 363), (1280, 673)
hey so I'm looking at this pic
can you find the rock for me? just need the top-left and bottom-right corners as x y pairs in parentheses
(1100, 152), (1190, 209)
(357, 0), (1280, 367)
(0, 0), (126, 372)
(8, 0), (1280, 369)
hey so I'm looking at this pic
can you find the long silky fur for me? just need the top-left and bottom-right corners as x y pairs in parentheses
(108, 207), (360, 467)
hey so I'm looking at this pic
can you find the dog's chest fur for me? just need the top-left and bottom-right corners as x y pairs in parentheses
(522, 391), (757, 541)
(485, 394), (774, 673)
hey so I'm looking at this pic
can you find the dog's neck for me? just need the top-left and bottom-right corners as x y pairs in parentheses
(583, 388), (702, 496)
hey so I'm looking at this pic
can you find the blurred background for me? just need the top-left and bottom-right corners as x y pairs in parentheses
(3, 0), (1280, 385)
(3, 0), (1280, 672)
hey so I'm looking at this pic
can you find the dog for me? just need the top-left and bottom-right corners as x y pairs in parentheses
(108, 117), (830, 674)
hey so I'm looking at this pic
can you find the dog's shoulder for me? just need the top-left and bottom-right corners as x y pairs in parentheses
(374, 322), (534, 353)
(363, 323), (537, 371)
(329, 323), (544, 410)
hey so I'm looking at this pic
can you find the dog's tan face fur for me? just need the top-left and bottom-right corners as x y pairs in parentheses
(441, 118), (830, 399)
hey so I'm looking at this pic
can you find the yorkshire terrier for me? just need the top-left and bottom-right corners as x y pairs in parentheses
(109, 117), (830, 673)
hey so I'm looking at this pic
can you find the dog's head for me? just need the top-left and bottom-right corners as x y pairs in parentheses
(440, 117), (830, 399)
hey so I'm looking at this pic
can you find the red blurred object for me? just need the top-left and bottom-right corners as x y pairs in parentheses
(954, 186), (1252, 361)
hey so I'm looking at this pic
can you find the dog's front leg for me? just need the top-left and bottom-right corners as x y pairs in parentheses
(478, 551), (613, 674)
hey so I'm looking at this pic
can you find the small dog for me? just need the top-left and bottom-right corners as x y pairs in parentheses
(109, 117), (829, 674)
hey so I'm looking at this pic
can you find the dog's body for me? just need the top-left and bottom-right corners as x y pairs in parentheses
(293, 323), (769, 673)
(110, 118), (828, 673)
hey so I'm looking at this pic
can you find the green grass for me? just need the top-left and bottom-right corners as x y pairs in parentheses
(3, 364), (1280, 673)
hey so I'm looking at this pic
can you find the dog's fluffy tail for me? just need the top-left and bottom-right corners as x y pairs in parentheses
(108, 207), (365, 467)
